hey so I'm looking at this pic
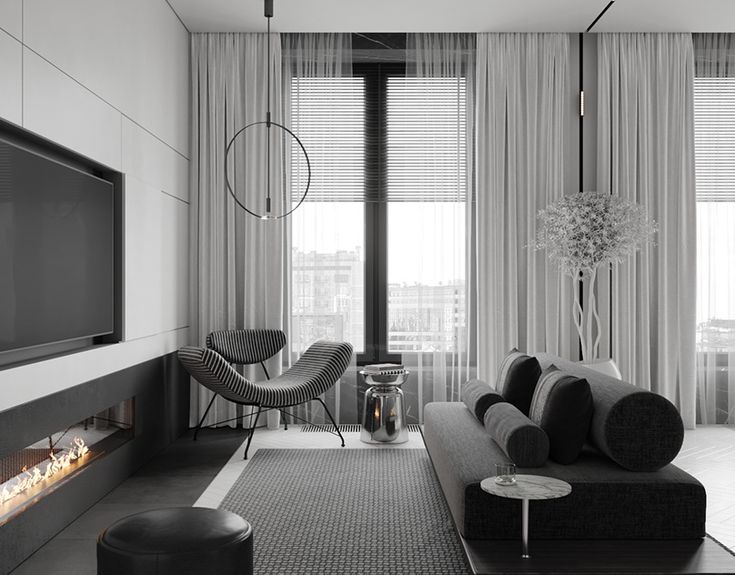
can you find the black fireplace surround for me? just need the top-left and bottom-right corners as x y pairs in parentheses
(0, 352), (190, 573)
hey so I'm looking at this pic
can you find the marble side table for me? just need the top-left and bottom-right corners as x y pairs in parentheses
(480, 474), (572, 559)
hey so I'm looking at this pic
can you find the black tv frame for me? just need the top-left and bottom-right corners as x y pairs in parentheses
(0, 119), (123, 369)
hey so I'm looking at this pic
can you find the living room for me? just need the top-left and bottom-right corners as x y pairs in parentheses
(1, 0), (734, 573)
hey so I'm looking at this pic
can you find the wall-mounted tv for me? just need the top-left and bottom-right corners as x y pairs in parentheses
(0, 137), (115, 354)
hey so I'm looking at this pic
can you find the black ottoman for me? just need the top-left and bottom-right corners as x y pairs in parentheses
(97, 507), (253, 575)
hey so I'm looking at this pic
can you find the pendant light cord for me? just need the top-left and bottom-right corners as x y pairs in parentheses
(266, 10), (272, 213)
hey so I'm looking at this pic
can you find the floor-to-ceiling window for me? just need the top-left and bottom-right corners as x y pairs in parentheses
(694, 72), (735, 425)
(289, 55), (470, 423)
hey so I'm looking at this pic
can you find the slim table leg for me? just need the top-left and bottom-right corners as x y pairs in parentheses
(521, 498), (530, 558)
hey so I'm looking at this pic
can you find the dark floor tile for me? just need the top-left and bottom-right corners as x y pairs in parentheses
(11, 538), (97, 575)
(134, 429), (246, 476)
(98, 469), (217, 505)
(55, 502), (181, 540)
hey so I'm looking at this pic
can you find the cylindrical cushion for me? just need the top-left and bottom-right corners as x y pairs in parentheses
(529, 366), (593, 465)
(536, 353), (685, 471)
(483, 402), (549, 467)
(97, 507), (253, 575)
(461, 379), (505, 421)
(495, 348), (542, 416)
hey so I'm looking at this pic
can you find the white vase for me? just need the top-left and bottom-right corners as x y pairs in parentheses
(580, 358), (622, 380)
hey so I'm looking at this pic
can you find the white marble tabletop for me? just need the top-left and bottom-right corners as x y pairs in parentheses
(480, 474), (572, 501)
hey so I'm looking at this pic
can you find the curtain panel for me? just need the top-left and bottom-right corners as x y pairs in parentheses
(596, 33), (697, 428)
(282, 33), (355, 425)
(405, 33), (476, 413)
(475, 33), (573, 383)
(190, 33), (288, 428)
(692, 33), (735, 425)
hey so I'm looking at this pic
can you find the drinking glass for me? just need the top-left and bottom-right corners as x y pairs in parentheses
(494, 462), (516, 485)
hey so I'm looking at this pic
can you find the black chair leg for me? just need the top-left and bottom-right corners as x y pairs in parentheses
(243, 406), (262, 460)
(194, 394), (217, 441)
(316, 397), (344, 447)
(283, 408), (289, 430)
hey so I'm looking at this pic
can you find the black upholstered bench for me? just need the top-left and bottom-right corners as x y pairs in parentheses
(97, 507), (253, 575)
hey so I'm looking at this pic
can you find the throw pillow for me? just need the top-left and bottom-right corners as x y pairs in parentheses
(495, 348), (542, 416)
(529, 365), (593, 464)
(461, 379), (505, 422)
(484, 402), (549, 467)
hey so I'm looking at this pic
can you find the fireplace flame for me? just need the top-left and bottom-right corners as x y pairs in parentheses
(0, 438), (90, 506)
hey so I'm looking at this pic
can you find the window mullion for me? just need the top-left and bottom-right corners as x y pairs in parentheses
(357, 63), (400, 365)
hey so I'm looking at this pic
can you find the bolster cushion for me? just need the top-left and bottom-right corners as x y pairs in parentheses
(535, 354), (685, 471)
(529, 366), (593, 464)
(595, 391), (684, 471)
(483, 402), (549, 467)
(495, 348), (542, 415)
(461, 379), (505, 421)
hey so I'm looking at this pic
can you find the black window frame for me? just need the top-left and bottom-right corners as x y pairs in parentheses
(355, 62), (404, 366)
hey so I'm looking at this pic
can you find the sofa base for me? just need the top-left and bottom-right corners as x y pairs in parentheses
(461, 535), (735, 574)
(424, 402), (706, 540)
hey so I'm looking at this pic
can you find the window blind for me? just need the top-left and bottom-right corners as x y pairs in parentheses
(290, 77), (365, 202)
(290, 72), (468, 203)
(386, 77), (467, 202)
(694, 77), (735, 202)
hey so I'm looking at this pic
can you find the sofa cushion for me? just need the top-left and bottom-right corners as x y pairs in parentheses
(484, 402), (549, 467)
(529, 365), (593, 464)
(495, 348), (542, 415)
(462, 379), (505, 421)
(535, 354), (684, 471)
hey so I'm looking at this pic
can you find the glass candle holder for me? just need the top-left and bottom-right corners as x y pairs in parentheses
(494, 462), (516, 485)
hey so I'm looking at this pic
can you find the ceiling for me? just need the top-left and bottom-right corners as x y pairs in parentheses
(168, 0), (735, 33)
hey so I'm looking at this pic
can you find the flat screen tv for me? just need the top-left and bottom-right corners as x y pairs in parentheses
(0, 137), (114, 354)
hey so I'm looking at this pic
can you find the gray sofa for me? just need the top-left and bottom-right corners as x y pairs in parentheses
(423, 353), (706, 540)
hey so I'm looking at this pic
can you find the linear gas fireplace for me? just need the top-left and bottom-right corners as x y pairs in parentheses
(0, 398), (134, 525)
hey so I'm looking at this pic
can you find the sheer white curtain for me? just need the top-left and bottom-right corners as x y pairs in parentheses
(400, 33), (475, 419)
(190, 33), (288, 428)
(475, 34), (573, 383)
(597, 34), (697, 428)
(693, 33), (735, 425)
(283, 34), (357, 424)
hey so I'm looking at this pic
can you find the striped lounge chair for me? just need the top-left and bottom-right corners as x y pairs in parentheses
(178, 330), (353, 458)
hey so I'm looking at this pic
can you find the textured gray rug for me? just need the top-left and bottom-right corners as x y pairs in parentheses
(219, 448), (472, 575)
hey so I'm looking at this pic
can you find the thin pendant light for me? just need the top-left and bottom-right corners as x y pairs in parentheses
(225, 0), (311, 220)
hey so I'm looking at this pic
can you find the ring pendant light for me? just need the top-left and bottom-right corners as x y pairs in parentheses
(224, 0), (312, 220)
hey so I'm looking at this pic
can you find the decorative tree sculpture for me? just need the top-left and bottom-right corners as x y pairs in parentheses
(536, 192), (657, 362)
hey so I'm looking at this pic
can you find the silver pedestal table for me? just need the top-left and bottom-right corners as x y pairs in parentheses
(359, 370), (410, 444)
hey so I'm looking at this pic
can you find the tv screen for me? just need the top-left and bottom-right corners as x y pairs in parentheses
(0, 138), (114, 354)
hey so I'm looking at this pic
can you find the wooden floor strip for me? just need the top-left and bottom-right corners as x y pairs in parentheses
(462, 536), (735, 575)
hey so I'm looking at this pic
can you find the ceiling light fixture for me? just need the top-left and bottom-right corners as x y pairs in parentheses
(224, 0), (311, 221)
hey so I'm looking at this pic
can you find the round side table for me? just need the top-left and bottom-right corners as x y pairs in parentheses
(360, 370), (410, 444)
(480, 474), (571, 559)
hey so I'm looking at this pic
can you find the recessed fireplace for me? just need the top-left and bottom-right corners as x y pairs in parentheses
(0, 397), (134, 526)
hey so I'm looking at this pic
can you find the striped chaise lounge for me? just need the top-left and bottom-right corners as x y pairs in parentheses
(178, 332), (353, 458)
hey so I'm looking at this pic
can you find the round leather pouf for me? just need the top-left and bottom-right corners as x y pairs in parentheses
(97, 507), (253, 575)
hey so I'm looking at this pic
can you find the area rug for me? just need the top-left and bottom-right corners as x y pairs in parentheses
(219, 448), (472, 574)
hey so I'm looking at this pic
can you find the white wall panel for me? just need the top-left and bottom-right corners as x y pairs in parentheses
(24, 0), (189, 156)
(0, 327), (188, 411)
(122, 118), (189, 203)
(23, 49), (122, 170)
(0, 30), (22, 125)
(161, 193), (189, 333)
(0, 0), (22, 40)
(125, 176), (188, 341)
